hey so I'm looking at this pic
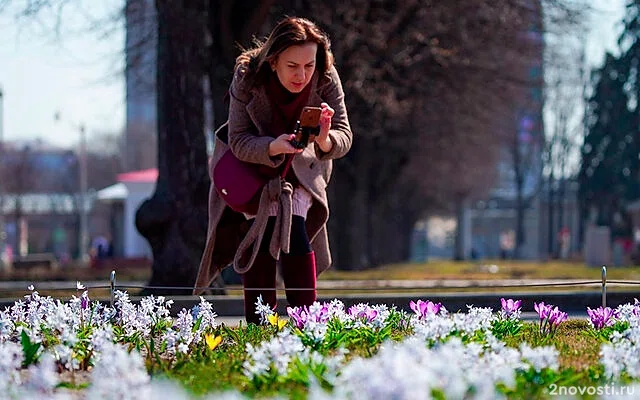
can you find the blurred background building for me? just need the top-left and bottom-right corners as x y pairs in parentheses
(124, 0), (158, 172)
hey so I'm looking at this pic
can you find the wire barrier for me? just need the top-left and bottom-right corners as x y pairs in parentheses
(0, 266), (632, 309)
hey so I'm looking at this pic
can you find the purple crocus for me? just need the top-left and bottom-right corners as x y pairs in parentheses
(80, 292), (90, 310)
(310, 303), (331, 324)
(287, 302), (331, 329)
(287, 306), (308, 329)
(409, 300), (442, 319)
(534, 302), (553, 320)
(534, 302), (568, 335)
(587, 306), (617, 330)
(500, 298), (522, 317)
(548, 307), (568, 327)
(348, 305), (378, 323)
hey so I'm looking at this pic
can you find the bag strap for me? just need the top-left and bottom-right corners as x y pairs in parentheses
(280, 154), (295, 178)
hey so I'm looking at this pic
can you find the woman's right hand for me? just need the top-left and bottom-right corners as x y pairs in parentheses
(268, 134), (304, 156)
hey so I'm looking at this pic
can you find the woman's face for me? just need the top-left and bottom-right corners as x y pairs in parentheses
(272, 42), (318, 93)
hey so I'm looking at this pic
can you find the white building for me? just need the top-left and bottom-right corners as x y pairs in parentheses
(97, 169), (157, 259)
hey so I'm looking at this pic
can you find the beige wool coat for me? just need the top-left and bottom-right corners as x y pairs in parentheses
(193, 64), (352, 294)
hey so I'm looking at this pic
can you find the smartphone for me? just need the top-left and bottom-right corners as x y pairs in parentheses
(291, 106), (322, 149)
(299, 106), (322, 128)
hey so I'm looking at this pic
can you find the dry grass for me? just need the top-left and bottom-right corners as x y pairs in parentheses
(553, 320), (602, 371)
(320, 260), (640, 281)
(504, 319), (603, 374)
(3, 259), (638, 283)
(0, 264), (151, 283)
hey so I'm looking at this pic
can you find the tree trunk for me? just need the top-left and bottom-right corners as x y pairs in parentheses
(14, 197), (22, 257)
(400, 207), (416, 262)
(329, 156), (368, 270)
(558, 178), (566, 236)
(206, 1), (275, 130)
(372, 185), (418, 266)
(515, 178), (526, 259)
(136, 0), (209, 295)
(547, 175), (555, 258)
(346, 176), (369, 270)
(513, 133), (527, 259)
(454, 196), (470, 261)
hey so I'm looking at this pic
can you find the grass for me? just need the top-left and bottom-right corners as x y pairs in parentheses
(156, 318), (613, 399)
(164, 324), (275, 396)
(504, 320), (602, 372)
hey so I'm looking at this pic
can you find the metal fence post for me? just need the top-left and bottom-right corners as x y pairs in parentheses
(110, 270), (116, 308)
(602, 265), (607, 308)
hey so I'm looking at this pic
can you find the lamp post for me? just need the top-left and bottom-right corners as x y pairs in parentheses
(0, 85), (5, 270)
(54, 112), (89, 264)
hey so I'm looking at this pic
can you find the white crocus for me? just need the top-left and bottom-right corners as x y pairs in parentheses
(243, 330), (335, 380)
(192, 297), (218, 343)
(21, 352), (59, 396)
(86, 342), (151, 399)
(519, 343), (559, 372)
(600, 324), (640, 379)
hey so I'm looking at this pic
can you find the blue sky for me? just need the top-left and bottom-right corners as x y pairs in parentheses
(0, 0), (629, 148)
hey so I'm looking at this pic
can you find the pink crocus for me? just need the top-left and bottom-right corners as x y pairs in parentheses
(500, 298), (522, 317)
(587, 306), (617, 330)
(409, 300), (442, 319)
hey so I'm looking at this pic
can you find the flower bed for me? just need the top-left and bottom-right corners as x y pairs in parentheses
(1, 285), (640, 399)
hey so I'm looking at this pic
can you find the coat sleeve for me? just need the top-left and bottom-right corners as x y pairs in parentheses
(314, 66), (353, 161)
(227, 67), (286, 167)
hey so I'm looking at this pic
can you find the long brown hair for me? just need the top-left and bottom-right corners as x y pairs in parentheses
(236, 17), (334, 86)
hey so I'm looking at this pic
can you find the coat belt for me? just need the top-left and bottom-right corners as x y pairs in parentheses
(233, 177), (293, 273)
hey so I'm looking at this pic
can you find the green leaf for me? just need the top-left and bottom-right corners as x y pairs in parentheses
(194, 316), (203, 332)
(20, 330), (41, 367)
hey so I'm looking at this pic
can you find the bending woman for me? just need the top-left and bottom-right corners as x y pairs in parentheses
(194, 16), (352, 324)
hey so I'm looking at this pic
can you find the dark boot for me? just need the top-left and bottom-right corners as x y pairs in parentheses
(241, 250), (277, 325)
(280, 251), (317, 307)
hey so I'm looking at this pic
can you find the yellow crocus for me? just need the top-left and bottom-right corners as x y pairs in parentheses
(267, 313), (287, 330)
(205, 334), (222, 351)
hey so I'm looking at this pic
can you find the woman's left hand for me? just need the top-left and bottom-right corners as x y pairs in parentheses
(316, 102), (334, 153)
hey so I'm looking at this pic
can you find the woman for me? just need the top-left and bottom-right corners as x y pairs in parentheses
(193, 17), (352, 324)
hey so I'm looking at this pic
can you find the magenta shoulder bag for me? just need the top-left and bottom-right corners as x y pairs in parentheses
(214, 148), (293, 215)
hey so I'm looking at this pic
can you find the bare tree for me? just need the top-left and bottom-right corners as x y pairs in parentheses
(543, 47), (586, 256)
(500, 0), (589, 259)
(541, 5), (589, 257)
